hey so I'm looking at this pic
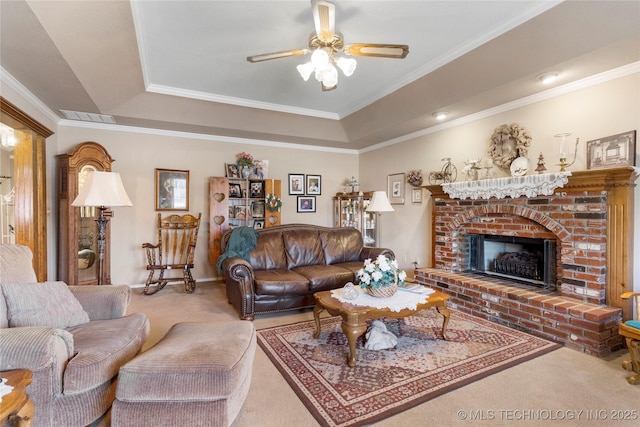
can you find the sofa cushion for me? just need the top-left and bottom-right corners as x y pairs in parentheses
(250, 231), (287, 270)
(283, 229), (325, 269)
(2, 281), (90, 329)
(63, 312), (149, 394)
(293, 265), (354, 293)
(0, 244), (38, 284)
(254, 270), (309, 296)
(320, 229), (363, 265)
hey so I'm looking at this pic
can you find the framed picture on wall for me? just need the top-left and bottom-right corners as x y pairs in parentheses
(387, 172), (405, 205)
(412, 188), (422, 204)
(306, 174), (321, 195)
(155, 168), (189, 211)
(297, 196), (316, 212)
(288, 173), (304, 195)
(586, 130), (636, 169)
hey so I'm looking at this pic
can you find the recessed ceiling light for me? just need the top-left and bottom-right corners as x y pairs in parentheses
(538, 71), (561, 84)
(433, 112), (448, 120)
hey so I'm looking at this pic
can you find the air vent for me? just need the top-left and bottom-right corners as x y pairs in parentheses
(60, 110), (115, 124)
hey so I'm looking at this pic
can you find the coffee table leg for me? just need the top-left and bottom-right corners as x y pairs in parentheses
(313, 304), (324, 338)
(436, 305), (450, 340)
(341, 317), (367, 367)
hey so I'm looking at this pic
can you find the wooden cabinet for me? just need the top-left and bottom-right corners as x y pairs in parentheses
(209, 177), (281, 265)
(57, 142), (114, 285)
(333, 192), (378, 247)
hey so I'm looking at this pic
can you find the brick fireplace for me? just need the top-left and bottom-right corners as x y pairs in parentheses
(416, 167), (637, 356)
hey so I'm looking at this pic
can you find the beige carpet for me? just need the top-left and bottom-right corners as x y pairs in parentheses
(122, 281), (640, 426)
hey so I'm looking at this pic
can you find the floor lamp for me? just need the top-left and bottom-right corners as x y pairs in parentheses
(72, 171), (132, 285)
(365, 191), (394, 247)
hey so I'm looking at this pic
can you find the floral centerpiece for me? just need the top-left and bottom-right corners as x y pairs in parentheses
(236, 152), (254, 178)
(357, 254), (407, 298)
(236, 152), (254, 167)
(462, 159), (482, 181)
(407, 170), (423, 187)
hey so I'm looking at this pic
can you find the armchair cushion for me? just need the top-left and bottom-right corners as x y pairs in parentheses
(69, 284), (131, 320)
(2, 281), (90, 328)
(627, 320), (640, 329)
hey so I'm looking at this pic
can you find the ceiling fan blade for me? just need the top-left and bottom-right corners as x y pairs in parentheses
(246, 49), (308, 63)
(312, 0), (335, 42)
(344, 44), (409, 59)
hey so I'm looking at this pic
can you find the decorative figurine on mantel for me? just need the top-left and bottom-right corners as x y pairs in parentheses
(535, 152), (547, 174)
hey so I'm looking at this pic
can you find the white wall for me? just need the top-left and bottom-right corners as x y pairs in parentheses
(359, 73), (640, 294)
(3, 68), (639, 295)
(55, 126), (357, 285)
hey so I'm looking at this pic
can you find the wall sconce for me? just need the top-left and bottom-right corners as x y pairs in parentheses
(555, 133), (579, 172)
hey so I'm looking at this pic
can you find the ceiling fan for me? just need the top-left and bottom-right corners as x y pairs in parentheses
(247, 0), (409, 91)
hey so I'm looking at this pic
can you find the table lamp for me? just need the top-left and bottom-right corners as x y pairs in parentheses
(365, 191), (394, 247)
(72, 171), (132, 285)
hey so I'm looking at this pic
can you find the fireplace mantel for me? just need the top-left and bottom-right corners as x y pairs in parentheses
(441, 172), (571, 200)
(423, 166), (639, 320)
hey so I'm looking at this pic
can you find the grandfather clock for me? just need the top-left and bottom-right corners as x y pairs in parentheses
(57, 142), (114, 285)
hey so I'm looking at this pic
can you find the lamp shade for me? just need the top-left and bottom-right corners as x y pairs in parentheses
(366, 191), (394, 212)
(72, 171), (133, 207)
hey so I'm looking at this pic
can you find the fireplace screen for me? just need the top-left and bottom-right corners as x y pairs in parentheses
(467, 234), (556, 290)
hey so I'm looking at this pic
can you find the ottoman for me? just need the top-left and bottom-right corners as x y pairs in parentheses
(112, 321), (256, 427)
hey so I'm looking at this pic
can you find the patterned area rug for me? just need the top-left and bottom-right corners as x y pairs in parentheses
(257, 308), (560, 427)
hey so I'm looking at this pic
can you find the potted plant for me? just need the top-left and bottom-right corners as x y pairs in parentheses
(357, 255), (407, 298)
(236, 152), (254, 178)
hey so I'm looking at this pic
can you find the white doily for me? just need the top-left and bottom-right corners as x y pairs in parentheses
(331, 286), (435, 312)
(0, 377), (14, 402)
(441, 172), (571, 200)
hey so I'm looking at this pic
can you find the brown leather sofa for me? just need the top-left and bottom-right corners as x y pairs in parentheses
(220, 224), (394, 320)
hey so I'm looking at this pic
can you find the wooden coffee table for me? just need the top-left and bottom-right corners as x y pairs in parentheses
(0, 369), (34, 427)
(313, 289), (450, 367)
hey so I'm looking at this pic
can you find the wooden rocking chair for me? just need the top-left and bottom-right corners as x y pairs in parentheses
(142, 212), (201, 295)
(620, 292), (640, 385)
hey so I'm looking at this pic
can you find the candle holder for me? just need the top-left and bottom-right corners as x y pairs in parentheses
(556, 133), (579, 172)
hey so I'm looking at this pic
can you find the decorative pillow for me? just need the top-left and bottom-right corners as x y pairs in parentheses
(1, 281), (90, 328)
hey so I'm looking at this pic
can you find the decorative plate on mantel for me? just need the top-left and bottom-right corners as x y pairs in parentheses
(510, 156), (530, 176)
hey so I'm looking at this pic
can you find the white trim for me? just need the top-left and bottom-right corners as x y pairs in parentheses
(360, 61), (640, 154)
(0, 67), (60, 124)
(57, 119), (359, 154)
(147, 84), (340, 120)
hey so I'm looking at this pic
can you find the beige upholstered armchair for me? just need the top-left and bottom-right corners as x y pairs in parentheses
(0, 244), (150, 426)
(620, 292), (640, 385)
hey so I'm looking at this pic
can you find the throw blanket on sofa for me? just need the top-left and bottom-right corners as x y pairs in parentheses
(216, 226), (259, 273)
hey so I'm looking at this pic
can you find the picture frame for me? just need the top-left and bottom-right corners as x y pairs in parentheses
(249, 180), (264, 198)
(297, 196), (316, 213)
(228, 183), (242, 198)
(586, 130), (636, 170)
(253, 219), (265, 229)
(226, 163), (240, 178)
(387, 172), (405, 205)
(234, 205), (246, 219)
(155, 168), (189, 211)
(288, 173), (305, 195)
(412, 188), (422, 204)
(306, 174), (321, 195)
(251, 200), (265, 218)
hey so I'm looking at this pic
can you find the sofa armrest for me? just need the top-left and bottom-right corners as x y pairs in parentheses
(69, 285), (131, 320)
(0, 327), (74, 371)
(359, 247), (395, 262)
(221, 257), (257, 320)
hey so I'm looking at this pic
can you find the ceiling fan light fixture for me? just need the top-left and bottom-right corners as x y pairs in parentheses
(311, 48), (331, 69)
(336, 56), (357, 77)
(297, 62), (315, 81)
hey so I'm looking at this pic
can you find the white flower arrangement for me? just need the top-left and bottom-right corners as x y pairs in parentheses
(357, 254), (407, 290)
